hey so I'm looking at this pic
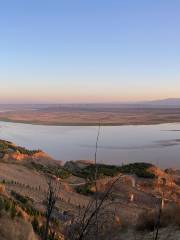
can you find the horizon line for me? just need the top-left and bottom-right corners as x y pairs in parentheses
(0, 97), (180, 105)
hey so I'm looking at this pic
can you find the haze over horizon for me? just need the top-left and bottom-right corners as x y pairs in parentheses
(1, 0), (180, 103)
(2, 98), (180, 107)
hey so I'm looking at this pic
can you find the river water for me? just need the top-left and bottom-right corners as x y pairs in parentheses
(0, 121), (180, 168)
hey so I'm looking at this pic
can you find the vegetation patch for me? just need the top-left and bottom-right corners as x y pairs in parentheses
(10, 190), (40, 217)
(0, 194), (48, 239)
(11, 190), (33, 205)
(76, 183), (94, 195)
(119, 162), (155, 178)
(0, 195), (22, 219)
(75, 164), (122, 180)
(12, 146), (41, 155)
(0, 139), (41, 157)
(75, 162), (155, 180)
(136, 206), (180, 231)
(31, 162), (71, 179)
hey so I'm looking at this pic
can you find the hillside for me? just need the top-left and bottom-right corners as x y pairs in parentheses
(0, 140), (180, 239)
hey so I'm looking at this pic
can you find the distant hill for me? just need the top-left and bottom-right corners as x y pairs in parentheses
(141, 98), (180, 107)
(1, 98), (180, 112)
(40, 98), (180, 111)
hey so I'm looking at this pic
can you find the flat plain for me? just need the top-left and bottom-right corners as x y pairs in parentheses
(0, 106), (180, 126)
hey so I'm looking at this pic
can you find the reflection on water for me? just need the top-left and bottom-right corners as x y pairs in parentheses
(0, 121), (180, 169)
(81, 139), (180, 150)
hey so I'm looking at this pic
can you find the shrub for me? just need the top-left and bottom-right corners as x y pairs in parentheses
(76, 164), (122, 180)
(136, 205), (180, 232)
(136, 210), (158, 231)
(119, 163), (155, 178)
(10, 204), (17, 219)
(25, 205), (40, 217)
(0, 196), (18, 218)
(4, 200), (11, 211)
(0, 197), (4, 213)
(17, 211), (23, 219)
(31, 162), (71, 179)
(76, 162), (155, 180)
(11, 190), (33, 205)
(161, 205), (180, 227)
(32, 217), (40, 233)
(76, 183), (94, 195)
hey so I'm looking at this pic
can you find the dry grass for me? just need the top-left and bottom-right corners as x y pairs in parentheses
(136, 205), (180, 232)
(0, 212), (38, 240)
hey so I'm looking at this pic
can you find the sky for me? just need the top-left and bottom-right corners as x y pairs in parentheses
(0, 0), (180, 103)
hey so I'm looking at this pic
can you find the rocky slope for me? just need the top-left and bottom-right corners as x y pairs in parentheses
(0, 139), (62, 167)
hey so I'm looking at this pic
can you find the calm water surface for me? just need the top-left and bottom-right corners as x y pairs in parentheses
(0, 121), (180, 168)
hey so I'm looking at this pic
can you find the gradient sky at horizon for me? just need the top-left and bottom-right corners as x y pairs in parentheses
(0, 0), (180, 103)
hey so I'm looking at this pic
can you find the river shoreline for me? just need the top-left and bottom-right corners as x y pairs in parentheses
(1, 118), (180, 127)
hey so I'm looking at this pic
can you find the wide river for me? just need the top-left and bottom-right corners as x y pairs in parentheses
(0, 121), (180, 169)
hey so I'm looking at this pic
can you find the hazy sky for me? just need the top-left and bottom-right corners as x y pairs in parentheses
(0, 0), (180, 103)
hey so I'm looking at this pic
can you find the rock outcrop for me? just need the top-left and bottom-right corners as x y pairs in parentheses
(0, 139), (62, 167)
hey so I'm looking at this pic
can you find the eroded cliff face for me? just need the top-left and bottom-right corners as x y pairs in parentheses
(1, 151), (55, 168)
(0, 139), (41, 162)
(0, 139), (62, 167)
(2, 151), (52, 162)
(3, 151), (28, 161)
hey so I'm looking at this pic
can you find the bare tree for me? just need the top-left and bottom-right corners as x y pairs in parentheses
(65, 176), (122, 240)
(65, 123), (123, 240)
(135, 172), (178, 240)
(43, 176), (59, 240)
(94, 121), (101, 240)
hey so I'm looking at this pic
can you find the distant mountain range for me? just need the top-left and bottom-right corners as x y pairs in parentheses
(1, 98), (180, 111)
(140, 98), (180, 106)
(38, 98), (180, 111)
